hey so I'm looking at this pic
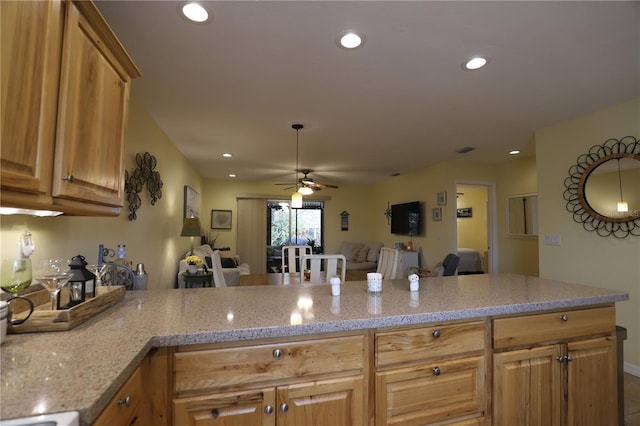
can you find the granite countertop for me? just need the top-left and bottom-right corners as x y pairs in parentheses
(0, 273), (628, 424)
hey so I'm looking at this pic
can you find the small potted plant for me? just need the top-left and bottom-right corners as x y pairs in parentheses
(185, 255), (202, 274)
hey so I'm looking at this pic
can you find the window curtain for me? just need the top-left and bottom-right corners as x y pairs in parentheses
(237, 198), (267, 274)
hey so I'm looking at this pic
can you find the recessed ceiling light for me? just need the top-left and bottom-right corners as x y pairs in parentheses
(181, 2), (209, 23)
(338, 32), (365, 49)
(509, 150), (521, 155)
(222, 153), (232, 158)
(228, 174), (236, 178)
(464, 56), (488, 70)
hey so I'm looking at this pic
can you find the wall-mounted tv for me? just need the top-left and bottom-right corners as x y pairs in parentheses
(391, 201), (421, 235)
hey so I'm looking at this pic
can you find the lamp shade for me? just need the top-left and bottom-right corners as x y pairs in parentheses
(297, 186), (313, 195)
(291, 191), (303, 208)
(181, 217), (202, 237)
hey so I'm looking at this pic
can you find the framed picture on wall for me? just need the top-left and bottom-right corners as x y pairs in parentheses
(457, 207), (473, 218)
(183, 186), (199, 219)
(211, 209), (232, 229)
(432, 207), (442, 221)
(437, 191), (447, 206)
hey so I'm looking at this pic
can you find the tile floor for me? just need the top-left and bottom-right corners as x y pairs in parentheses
(626, 373), (640, 426)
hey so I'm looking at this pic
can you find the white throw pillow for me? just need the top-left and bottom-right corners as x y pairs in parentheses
(367, 243), (383, 263)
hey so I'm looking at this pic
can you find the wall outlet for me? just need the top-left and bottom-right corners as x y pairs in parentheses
(544, 234), (562, 246)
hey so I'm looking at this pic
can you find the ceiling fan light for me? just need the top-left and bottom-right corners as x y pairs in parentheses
(291, 191), (303, 208)
(298, 186), (313, 195)
(617, 201), (628, 213)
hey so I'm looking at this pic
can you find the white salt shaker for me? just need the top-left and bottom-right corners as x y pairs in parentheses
(330, 276), (341, 296)
(408, 273), (420, 292)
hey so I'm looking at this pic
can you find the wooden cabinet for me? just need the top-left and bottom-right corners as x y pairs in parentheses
(375, 321), (488, 425)
(492, 306), (617, 426)
(1, 0), (140, 216)
(173, 334), (367, 426)
(93, 365), (145, 426)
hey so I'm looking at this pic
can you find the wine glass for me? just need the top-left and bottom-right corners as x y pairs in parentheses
(0, 258), (32, 294)
(33, 259), (71, 310)
(87, 264), (108, 293)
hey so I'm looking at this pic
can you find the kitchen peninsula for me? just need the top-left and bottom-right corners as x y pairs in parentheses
(0, 274), (628, 425)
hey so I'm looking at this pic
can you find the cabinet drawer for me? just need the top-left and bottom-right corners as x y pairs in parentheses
(376, 322), (485, 367)
(493, 306), (615, 350)
(175, 335), (364, 394)
(93, 367), (143, 426)
(375, 355), (486, 425)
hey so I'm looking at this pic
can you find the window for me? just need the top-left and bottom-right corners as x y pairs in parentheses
(267, 200), (324, 251)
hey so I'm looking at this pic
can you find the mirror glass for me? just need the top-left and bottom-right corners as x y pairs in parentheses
(507, 194), (538, 237)
(584, 157), (640, 218)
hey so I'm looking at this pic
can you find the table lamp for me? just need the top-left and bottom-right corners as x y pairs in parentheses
(181, 216), (202, 255)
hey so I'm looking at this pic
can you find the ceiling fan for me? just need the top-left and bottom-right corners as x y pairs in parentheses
(275, 169), (339, 192)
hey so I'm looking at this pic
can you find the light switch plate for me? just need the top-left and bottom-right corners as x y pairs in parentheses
(544, 234), (562, 246)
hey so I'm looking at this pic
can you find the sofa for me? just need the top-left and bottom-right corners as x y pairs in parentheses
(177, 244), (250, 287)
(338, 242), (383, 272)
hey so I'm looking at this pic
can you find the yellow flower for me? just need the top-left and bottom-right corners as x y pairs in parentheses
(185, 255), (202, 265)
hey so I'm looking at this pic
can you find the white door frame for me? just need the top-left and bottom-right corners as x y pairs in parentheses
(453, 180), (497, 273)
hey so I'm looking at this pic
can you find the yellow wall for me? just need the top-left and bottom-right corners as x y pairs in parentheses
(496, 155), (539, 276)
(0, 97), (202, 289)
(536, 97), (640, 369)
(457, 186), (488, 255)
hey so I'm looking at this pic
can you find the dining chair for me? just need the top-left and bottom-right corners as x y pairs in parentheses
(210, 250), (227, 287)
(376, 247), (399, 279)
(300, 254), (346, 284)
(282, 245), (312, 274)
(442, 253), (460, 276)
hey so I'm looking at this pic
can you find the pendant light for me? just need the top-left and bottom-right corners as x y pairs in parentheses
(616, 158), (628, 213)
(291, 124), (303, 208)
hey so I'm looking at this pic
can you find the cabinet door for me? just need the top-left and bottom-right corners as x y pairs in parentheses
(1, 0), (62, 198)
(567, 336), (617, 426)
(376, 356), (485, 426)
(277, 375), (365, 426)
(174, 387), (276, 426)
(53, 1), (132, 208)
(93, 366), (144, 426)
(493, 345), (563, 426)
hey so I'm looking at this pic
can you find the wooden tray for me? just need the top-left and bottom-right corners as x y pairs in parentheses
(8, 285), (126, 334)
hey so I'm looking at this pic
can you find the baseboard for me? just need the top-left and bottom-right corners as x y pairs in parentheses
(624, 362), (640, 377)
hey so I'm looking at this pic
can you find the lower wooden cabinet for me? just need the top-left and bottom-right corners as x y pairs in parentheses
(174, 376), (364, 426)
(374, 321), (489, 426)
(93, 366), (145, 426)
(172, 333), (367, 426)
(492, 306), (617, 426)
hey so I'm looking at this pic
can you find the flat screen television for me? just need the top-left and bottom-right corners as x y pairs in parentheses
(391, 201), (421, 235)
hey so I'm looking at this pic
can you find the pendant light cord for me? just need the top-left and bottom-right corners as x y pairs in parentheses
(617, 158), (624, 201)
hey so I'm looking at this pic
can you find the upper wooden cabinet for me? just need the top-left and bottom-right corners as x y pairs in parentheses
(1, 0), (141, 216)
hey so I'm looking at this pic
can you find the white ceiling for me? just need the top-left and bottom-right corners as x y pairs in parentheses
(95, 1), (639, 188)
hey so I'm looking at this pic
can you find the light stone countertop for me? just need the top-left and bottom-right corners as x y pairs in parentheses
(0, 273), (628, 425)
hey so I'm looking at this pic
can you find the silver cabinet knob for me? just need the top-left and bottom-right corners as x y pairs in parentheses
(117, 395), (132, 407)
(432, 330), (441, 338)
(432, 367), (441, 376)
(565, 355), (573, 362)
(560, 315), (569, 321)
(273, 349), (283, 358)
(62, 175), (75, 183)
(280, 402), (289, 412)
(557, 356), (565, 363)
(264, 405), (274, 415)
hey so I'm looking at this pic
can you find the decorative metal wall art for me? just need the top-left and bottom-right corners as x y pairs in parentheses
(563, 136), (640, 238)
(125, 152), (163, 220)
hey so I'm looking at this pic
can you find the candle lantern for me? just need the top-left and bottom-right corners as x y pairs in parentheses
(59, 255), (96, 309)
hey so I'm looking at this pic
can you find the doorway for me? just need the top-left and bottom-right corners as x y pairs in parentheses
(454, 182), (496, 273)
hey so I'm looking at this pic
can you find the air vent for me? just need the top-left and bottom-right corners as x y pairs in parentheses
(456, 147), (475, 154)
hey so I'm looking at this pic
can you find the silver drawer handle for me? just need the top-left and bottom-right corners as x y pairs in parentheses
(560, 314), (569, 321)
(273, 348), (283, 358)
(264, 405), (274, 415)
(432, 366), (441, 376)
(117, 395), (132, 407)
(62, 175), (75, 183)
(280, 402), (289, 412)
(432, 330), (441, 338)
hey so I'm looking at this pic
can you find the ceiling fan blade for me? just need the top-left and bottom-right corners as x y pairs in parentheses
(313, 183), (339, 189)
